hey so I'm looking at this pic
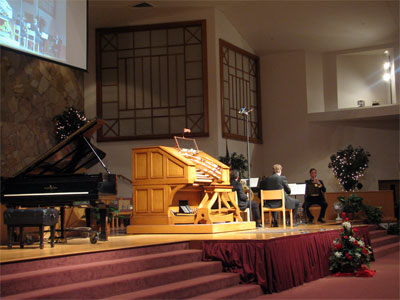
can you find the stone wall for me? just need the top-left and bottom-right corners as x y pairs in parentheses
(0, 48), (84, 177)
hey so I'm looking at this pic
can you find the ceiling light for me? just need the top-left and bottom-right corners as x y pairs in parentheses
(383, 62), (391, 70)
(383, 73), (390, 81)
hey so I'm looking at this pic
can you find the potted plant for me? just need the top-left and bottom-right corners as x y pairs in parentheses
(363, 205), (383, 225)
(329, 213), (374, 275)
(337, 194), (364, 219)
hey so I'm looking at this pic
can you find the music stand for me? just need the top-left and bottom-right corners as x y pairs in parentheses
(174, 135), (199, 152)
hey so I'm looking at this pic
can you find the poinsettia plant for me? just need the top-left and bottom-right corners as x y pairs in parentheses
(329, 212), (373, 274)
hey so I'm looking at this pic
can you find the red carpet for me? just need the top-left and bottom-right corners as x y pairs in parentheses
(253, 250), (399, 299)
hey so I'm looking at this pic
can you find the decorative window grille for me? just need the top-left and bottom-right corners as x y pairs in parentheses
(96, 20), (208, 141)
(219, 39), (262, 143)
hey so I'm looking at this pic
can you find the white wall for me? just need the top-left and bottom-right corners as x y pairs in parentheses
(261, 51), (309, 181)
(337, 54), (391, 108)
(261, 51), (399, 192)
(305, 51), (324, 113)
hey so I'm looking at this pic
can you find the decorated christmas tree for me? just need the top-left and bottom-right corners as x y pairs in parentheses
(54, 107), (88, 142)
(328, 145), (370, 191)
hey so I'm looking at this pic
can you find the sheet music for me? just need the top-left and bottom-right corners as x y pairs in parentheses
(288, 183), (306, 195)
(249, 177), (259, 188)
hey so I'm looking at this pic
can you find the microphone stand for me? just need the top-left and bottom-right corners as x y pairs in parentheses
(238, 107), (253, 221)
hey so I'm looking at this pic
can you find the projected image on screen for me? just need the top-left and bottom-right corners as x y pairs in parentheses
(0, 0), (87, 70)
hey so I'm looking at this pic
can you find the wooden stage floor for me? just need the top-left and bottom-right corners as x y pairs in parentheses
(0, 222), (345, 264)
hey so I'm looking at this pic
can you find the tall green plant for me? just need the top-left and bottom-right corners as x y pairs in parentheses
(338, 194), (364, 214)
(219, 152), (248, 178)
(363, 205), (383, 225)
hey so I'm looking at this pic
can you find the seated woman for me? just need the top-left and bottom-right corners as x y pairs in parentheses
(304, 168), (328, 223)
(230, 169), (261, 227)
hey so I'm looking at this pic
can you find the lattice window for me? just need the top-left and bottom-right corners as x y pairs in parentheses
(96, 20), (208, 141)
(219, 39), (262, 143)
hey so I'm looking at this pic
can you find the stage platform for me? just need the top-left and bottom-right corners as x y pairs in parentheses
(126, 221), (256, 234)
(0, 221), (350, 264)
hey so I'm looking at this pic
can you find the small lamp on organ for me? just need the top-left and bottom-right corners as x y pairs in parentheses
(182, 128), (191, 137)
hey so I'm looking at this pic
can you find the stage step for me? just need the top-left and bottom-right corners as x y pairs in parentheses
(369, 227), (400, 259)
(0, 249), (203, 297)
(3, 261), (223, 299)
(373, 241), (400, 259)
(371, 235), (400, 248)
(369, 228), (387, 239)
(1, 241), (190, 276)
(105, 272), (240, 299)
(1, 241), (260, 299)
(189, 283), (264, 299)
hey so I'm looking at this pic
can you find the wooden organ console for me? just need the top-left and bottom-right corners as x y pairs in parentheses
(128, 143), (245, 230)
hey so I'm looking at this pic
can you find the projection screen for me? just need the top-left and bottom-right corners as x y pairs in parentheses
(0, 0), (87, 70)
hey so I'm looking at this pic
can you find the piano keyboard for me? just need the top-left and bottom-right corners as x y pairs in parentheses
(3, 192), (89, 197)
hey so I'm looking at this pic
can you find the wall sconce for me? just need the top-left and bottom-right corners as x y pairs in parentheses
(383, 50), (393, 103)
(383, 51), (391, 81)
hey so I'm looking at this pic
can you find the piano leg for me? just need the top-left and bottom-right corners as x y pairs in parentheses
(60, 207), (65, 240)
(39, 225), (44, 249)
(7, 225), (13, 249)
(19, 225), (24, 248)
(50, 225), (55, 247)
(99, 207), (108, 241)
(55, 207), (67, 243)
(84, 207), (107, 241)
(85, 208), (91, 227)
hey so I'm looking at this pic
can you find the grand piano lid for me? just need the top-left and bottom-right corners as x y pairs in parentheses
(14, 119), (106, 177)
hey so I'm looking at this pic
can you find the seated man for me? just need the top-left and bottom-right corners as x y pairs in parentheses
(230, 169), (261, 227)
(259, 164), (300, 227)
(304, 168), (328, 223)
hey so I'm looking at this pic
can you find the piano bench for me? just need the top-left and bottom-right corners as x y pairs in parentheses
(3, 208), (59, 249)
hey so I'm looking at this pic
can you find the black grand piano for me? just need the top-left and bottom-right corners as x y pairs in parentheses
(1, 119), (116, 241)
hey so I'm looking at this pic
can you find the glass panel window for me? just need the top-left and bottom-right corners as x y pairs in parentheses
(219, 39), (262, 143)
(96, 21), (208, 141)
